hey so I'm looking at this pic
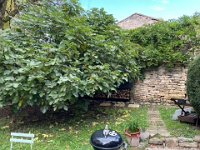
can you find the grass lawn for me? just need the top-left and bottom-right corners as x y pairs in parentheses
(0, 106), (148, 150)
(159, 106), (200, 138)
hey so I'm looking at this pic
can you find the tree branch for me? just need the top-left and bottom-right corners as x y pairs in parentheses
(3, 8), (19, 22)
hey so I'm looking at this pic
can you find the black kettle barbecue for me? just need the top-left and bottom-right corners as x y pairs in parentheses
(90, 125), (127, 150)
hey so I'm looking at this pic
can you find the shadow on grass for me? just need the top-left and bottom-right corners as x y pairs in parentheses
(0, 105), (148, 150)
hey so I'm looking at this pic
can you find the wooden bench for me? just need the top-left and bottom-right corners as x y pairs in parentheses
(10, 132), (34, 150)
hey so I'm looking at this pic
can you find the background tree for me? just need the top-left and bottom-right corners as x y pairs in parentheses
(0, 0), (139, 112)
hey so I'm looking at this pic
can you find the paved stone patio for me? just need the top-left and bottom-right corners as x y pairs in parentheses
(143, 106), (199, 150)
(147, 106), (170, 137)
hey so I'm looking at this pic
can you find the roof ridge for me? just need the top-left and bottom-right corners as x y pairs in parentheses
(117, 13), (160, 24)
(134, 13), (160, 21)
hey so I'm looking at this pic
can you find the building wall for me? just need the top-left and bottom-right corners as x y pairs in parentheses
(117, 14), (159, 30)
(132, 66), (188, 104)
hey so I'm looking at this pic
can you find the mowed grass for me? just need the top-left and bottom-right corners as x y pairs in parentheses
(0, 106), (148, 150)
(159, 106), (200, 138)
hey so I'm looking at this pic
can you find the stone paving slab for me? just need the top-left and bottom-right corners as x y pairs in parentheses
(147, 107), (170, 138)
(128, 104), (140, 108)
(146, 106), (171, 149)
(144, 106), (199, 150)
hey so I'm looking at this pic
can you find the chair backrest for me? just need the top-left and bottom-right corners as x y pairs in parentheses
(10, 132), (34, 150)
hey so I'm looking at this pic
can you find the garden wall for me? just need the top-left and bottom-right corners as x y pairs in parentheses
(132, 66), (188, 104)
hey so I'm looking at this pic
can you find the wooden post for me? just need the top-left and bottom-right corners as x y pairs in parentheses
(196, 115), (199, 127)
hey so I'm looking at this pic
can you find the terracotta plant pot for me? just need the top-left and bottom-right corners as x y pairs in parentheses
(125, 129), (140, 147)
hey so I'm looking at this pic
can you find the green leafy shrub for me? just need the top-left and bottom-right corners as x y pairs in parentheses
(127, 120), (139, 133)
(0, 0), (139, 113)
(187, 55), (200, 115)
(129, 14), (200, 71)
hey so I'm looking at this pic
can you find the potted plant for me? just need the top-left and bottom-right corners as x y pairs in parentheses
(125, 120), (140, 147)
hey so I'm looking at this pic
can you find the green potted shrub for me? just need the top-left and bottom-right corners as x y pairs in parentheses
(125, 120), (140, 147)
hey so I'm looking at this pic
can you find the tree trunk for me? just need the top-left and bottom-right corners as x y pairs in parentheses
(0, 0), (7, 29)
(0, 0), (40, 29)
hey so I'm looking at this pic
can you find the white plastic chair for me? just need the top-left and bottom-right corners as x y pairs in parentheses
(10, 132), (34, 150)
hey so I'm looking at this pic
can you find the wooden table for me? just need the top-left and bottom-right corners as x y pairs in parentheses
(171, 98), (199, 126)
(170, 98), (191, 116)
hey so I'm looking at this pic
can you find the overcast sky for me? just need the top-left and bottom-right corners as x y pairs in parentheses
(79, 0), (200, 21)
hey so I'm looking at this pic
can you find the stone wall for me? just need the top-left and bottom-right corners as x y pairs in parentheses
(132, 66), (188, 104)
(149, 136), (200, 149)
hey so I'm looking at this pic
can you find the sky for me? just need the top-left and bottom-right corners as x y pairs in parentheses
(79, 0), (200, 21)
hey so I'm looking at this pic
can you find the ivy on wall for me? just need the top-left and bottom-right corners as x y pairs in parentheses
(129, 13), (200, 71)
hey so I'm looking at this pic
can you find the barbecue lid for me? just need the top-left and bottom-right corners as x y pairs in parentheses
(90, 125), (123, 149)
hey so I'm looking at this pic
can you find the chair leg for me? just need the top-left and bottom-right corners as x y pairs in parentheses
(10, 142), (13, 150)
(31, 144), (33, 150)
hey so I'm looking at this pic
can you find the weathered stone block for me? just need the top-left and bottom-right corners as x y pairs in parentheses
(99, 102), (111, 107)
(128, 103), (140, 108)
(149, 137), (164, 145)
(158, 130), (170, 137)
(178, 142), (198, 148)
(178, 137), (193, 143)
(193, 135), (200, 142)
(165, 137), (178, 148)
(113, 102), (125, 107)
